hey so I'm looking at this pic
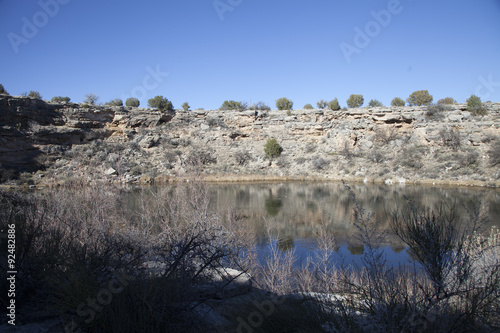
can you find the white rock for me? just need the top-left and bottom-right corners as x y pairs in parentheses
(105, 167), (117, 175)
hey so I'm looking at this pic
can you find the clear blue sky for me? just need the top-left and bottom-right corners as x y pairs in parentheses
(1, 0), (499, 109)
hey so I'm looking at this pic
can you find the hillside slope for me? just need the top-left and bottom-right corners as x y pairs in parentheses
(1, 96), (499, 187)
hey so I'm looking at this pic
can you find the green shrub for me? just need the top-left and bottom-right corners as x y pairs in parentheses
(466, 94), (486, 116)
(181, 102), (190, 111)
(106, 98), (123, 106)
(148, 95), (174, 111)
(437, 97), (456, 105)
(276, 97), (293, 111)
(328, 98), (341, 111)
(368, 99), (383, 107)
(346, 94), (364, 108)
(264, 138), (282, 159)
(303, 103), (314, 109)
(28, 90), (42, 99)
(406, 90), (433, 106)
(316, 100), (328, 109)
(84, 93), (99, 105)
(125, 97), (140, 107)
(220, 100), (246, 111)
(0, 84), (9, 95)
(51, 96), (71, 103)
(391, 97), (405, 106)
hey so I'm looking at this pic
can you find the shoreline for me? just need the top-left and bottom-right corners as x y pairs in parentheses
(4, 173), (499, 190)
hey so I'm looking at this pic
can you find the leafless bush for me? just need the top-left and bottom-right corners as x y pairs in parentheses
(275, 157), (289, 169)
(255, 223), (296, 295)
(311, 156), (330, 170)
(426, 104), (450, 121)
(0, 182), (250, 331)
(295, 157), (306, 165)
(287, 184), (500, 332)
(305, 143), (316, 153)
(368, 149), (385, 164)
(456, 149), (479, 168)
(340, 140), (355, 160)
(184, 148), (217, 167)
(439, 127), (461, 151)
(488, 139), (500, 166)
(400, 145), (424, 169)
(234, 150), (251, 166)
(206, 117), (226, 128)
(389, 199), (500, 331)
(375, 126), (399, 144)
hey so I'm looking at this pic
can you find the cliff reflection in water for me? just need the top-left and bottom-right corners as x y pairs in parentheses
(205, 182), (500, 266)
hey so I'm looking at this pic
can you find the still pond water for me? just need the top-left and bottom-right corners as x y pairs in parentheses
(136, 182), (500, 268)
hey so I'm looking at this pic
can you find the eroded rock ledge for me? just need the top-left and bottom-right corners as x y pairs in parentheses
(1, 96), (499, 187)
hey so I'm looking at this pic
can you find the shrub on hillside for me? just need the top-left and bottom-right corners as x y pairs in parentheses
(439, 127), (461, 151)
(28, 90), (42, 99)
(426, 103), (451, 120)
(375, 126), (399, 144)
(488, 139), (500, 167)
(106, 98), (123, 106)
(125, 97), (140, 107)
(368, 99), (383, 107)
(148, 96), (174, 111)
(346, 94), (364, 108)
(51, 96), (71, 103)
(303, 104), (314, 110)
(456, 149), (479, 168)
(220, 100), (246, 111)
(437, 97), (456, 105)
(84, 93), (99, 105)
(400, 145), (424, 169)
(316, 100), (328, 109)
(249, 101), (270, 111)
(391, 97), (405, 107)
(340, 140), (355, 159)
(185, 148), (217, 166)
(406, 90), (433, 106)
(234, 151), (251, 165)
(181, 102), (190, 111)
(276, 97), (293, 111)
(311, 156), (330, 170)
(0, 84), (8, 95)
(328, 98), (341, 111)
(466, 94), (486, 116)
(264, 138), (282, 159)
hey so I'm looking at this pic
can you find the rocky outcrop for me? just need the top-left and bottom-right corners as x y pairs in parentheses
(1, 95), (499, 186)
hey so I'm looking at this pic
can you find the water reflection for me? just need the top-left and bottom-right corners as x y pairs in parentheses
(129, 182), (500, 267)
(205, 182), (500, 267)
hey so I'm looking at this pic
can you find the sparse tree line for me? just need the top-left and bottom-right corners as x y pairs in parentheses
(0, 83), (490, 116)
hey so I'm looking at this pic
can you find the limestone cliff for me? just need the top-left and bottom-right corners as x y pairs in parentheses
(1, 95), (499, 187)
